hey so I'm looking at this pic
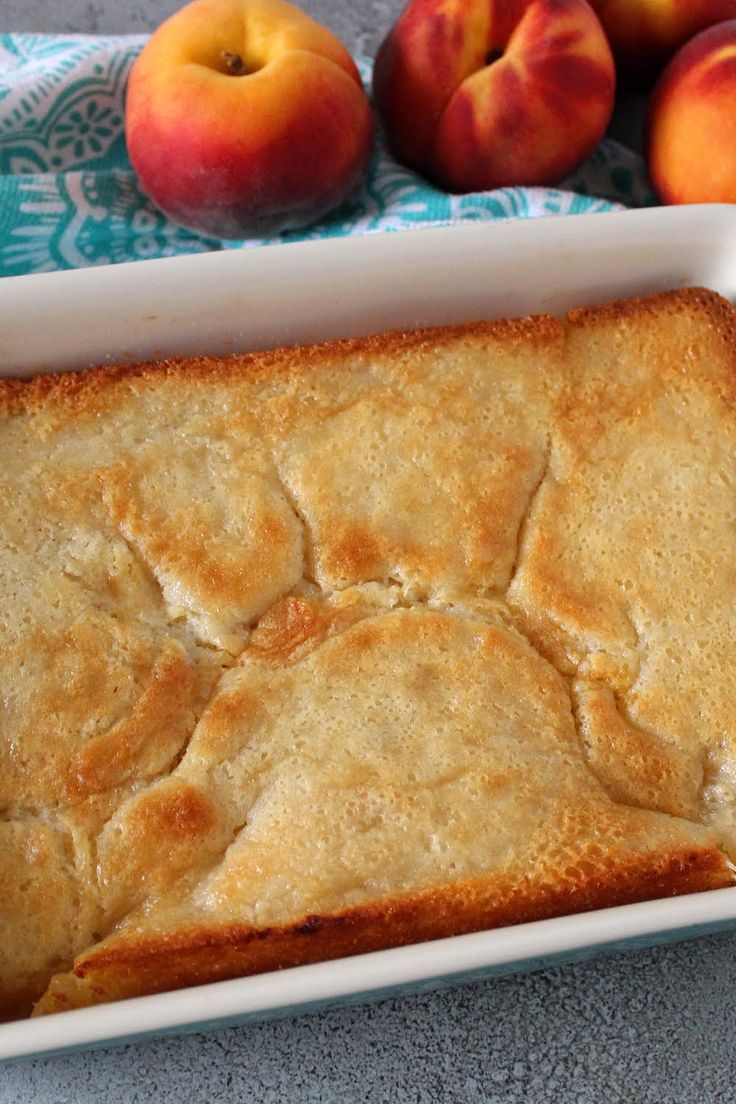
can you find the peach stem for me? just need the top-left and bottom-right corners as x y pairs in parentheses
(221, 50), (247, 76)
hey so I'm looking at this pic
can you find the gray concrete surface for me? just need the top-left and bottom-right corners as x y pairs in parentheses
(1, 2), (733, 1101)
(0, 0), (396, 56)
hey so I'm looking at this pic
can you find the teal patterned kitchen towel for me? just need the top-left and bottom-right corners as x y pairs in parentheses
(0, 34), (656, 277)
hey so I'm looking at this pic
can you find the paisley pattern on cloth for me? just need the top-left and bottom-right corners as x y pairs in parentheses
(0, 34), (656, 277)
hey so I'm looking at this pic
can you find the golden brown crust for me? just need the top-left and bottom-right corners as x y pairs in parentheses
(565, 285), (736, 341)
(572, 681), (705, 821)
(510, 285), (736, 843)
(35, 844), (730, 1015)
(31, 595), (735, 1018)
(563, 285), (736, 413)
(0, 313), (562, 419)
(2, 286), (736, 1022)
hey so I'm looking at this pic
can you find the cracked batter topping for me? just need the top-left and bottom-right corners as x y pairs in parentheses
(2, 287), (735, 1020)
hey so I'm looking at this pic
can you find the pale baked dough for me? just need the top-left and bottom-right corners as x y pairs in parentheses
(1, 288), (734, 1020)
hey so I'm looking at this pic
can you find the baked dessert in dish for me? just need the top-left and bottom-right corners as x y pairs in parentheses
(2, 287), (735, 1021)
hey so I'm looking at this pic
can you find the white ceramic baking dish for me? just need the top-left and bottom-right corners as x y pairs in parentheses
(2, 203), (736, 1061)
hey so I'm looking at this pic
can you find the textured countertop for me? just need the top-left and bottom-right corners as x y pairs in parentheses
(3, 2), (736, 1100)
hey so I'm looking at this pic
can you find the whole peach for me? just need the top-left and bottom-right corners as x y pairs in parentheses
(588, 0), (736, 76)
(647, 19), (736, 204)
(126, 0), (375, 238)
(373, 0), (615, 194)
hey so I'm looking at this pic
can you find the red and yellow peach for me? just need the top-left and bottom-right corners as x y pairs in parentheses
(373, 0), (616, 193)
(126, 0), (374, 238)
(589, 0), (736, 75)
(647, 19), (736, 204)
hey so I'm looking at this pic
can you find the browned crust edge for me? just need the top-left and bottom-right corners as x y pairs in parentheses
(564, 286), (736, 339)
(3, 286), (734, 420)
(0, 312), (562, 417)
(33, 844), (732, 1017)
